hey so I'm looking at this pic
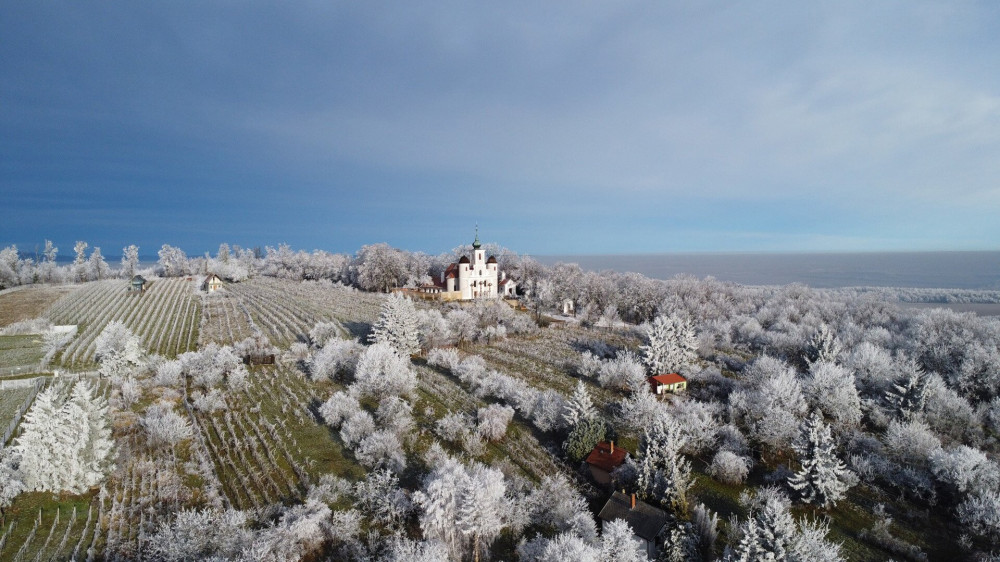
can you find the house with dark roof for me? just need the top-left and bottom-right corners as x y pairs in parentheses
(129, 275), (147, 294)
(648, 373), (687, 395)
(598, 492), (669, 559)
(585, 441), (628, 487)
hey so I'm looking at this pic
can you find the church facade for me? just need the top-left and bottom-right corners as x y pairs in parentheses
(420, 233), (517, 300)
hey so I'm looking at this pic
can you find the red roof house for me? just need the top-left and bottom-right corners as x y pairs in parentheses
(648, 373), (687, 395)
(585, 441), (628, 486)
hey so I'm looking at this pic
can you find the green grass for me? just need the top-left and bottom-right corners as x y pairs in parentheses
(0, 491), (97, 561)
(0, 335), (46, 367)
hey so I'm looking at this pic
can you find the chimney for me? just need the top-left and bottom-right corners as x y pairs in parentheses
(610, 441), (614, 454)
(630, 494), (636, 509)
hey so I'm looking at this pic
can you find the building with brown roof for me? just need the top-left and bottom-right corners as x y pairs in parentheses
(585, 441), (628, 486)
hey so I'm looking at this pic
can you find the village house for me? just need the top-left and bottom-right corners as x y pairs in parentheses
(203, 273), (223, 293)
(585, 440), (627, 487)
(598, 492), (669, 559)
(648, 373), (687, 395)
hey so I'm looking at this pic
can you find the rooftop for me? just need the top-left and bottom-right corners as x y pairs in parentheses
(598, 491), (669, 541)
(585, 441), (628, 473)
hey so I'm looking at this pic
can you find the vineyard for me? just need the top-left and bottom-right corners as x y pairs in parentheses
(46, 279), (201, 367)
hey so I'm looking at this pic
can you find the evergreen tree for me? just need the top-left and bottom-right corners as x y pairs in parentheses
(885, 369), (928, 421)
(563, 417), (607, 464)
(640, 314), (697, 374)
(787, 411), (853, 508)
(63, 381), (113, 491)
(562, 380), (597, 428)
(369, 293), (421, 356)
(636, 414), (692, 515)
(13, 386), (72, 492)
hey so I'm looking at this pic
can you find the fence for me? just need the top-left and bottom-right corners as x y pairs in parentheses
(1, 377), (46, 449)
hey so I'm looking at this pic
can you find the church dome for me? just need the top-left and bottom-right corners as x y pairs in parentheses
(486, 256), (497, 264)
(459, 256), (471, 264)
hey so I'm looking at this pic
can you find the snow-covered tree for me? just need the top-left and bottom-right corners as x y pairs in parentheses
(417, 308), (453, 350)
(885, 369), (928, 422)
(369, 293), (421, 356)
(956, 489), (1000, 543)
(308, 338), (362, 381)
(157, 244), (189, 277)
(788, 410), (853, 508)
(805, 324), (842, 365)
(13, 382), (113, 494)
(709, 450), (751, 485)
(597, 350), (647, 393)
(355, 429), (406, 472)
(353, 341), (417, 400)
(95, 321), (144, 379)
(640, 313), (698, 374)
(308, 320), (345, 347)
(805, 361), (862, 427)
(477, 403), (514, 442)
(458, 463), (509, 562)
(62, 381), (113, 490)
(0, 448), (25, 510)
(355, 468), (412, 530)
(141, 400), (194, 450)
(13, 385), (76, 492)
(73, 240), (89, 281)
(562, 380), (597, 428)
(146, 507), (251, 560)
(121, 244), (140, 278)
(412, 455), (469, 559)
(599, 519), (643, 562)
(636, 414), (692, 515)
(725, 488), (842, 562)
(88, 246), (110, 280)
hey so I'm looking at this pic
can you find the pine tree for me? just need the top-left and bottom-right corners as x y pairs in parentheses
(640, 314), (697, 374)
(369, 293), (421, 356)
(885, 370), (928, 421)
(636, 415), (692, 515)
(563, 417), (607, 464)
(63, 381), (113, 491)
(562, 380), (597, 428)
(787, 411), (852, 508)
(600, 519), (643, 562)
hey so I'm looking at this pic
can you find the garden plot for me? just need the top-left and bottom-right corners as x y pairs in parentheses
(0, 335), (46, 367)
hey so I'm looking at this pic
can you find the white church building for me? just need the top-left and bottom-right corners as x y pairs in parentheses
(419, 233), (517, 300)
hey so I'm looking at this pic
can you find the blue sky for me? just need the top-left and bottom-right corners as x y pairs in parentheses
(2, 1), (999, 257)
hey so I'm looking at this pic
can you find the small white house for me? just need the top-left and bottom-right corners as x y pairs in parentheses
(203, 274), (223, 293)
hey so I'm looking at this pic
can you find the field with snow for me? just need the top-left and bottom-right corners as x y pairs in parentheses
(1, 264), (999, 561)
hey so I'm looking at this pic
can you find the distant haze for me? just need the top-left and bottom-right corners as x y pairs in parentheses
(536, 251), (1000, 290)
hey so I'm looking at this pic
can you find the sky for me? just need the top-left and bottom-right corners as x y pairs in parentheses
(2, 1), (999, 258)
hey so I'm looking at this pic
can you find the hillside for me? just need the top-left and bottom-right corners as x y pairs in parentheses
(0, 274), (998, 561)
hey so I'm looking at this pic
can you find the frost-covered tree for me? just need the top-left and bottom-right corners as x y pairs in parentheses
(355, 468), (412, 530)
(725, 488), (842, 562)
(805, 361), (862, 427)
(73, 240), (89, 281)
(141, 400), (194, 450)
(599, 519), (643, 562)
(13, 386), (76, 492)
(146, 507), (251, 560)
(562, 380), (597, 428)
(709, 450), (751, 485)
(956, 489), (1000, 543)
(412, 456), (469, 559)
(0, 446), (25, 511)
(355, 429), (406, 472)
(885, 369), (928, 422)
(805, 324), (842, 365)
(308, 338), (362, 381)
(319, 391), (362, 427)
(62, 381), (113, 490)
(597, 350), (648, 393)
(14, 382), (113, 494)
(636, 414), (692, 515)
(88, 246), (110, 280)
(788, 410), (853, 508)
(640, 314), (698, 374)
(95, 321), (144, 379)
(729, 356), (808, 454)
(308, 321), (345, 347)
(458, 463), (509, 562)
(369, 293), (421, 356)
(121, 244), (140, 278)
(157, 244), (189, 277)
(520, 531), (601, 562)
(477, 403), (514, 442)
(417, 308), (454, 350)
(353, 341), (417, 400)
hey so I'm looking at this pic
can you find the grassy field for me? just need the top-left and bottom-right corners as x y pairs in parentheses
(0, 385), (34, 432)
(0, 286), (77, 329)
(0, 335), (46, 367)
